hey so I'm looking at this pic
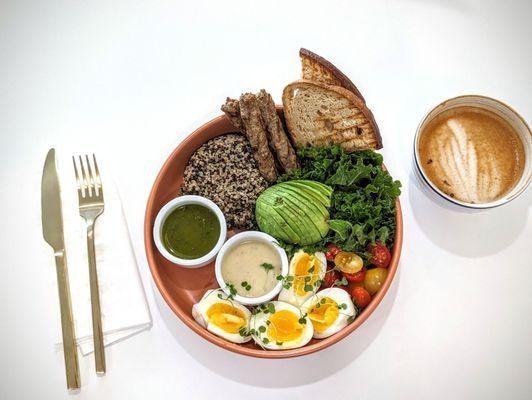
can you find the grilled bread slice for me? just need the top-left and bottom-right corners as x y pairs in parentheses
(300, 48), (366, 104)
(282, 80), (382, 151)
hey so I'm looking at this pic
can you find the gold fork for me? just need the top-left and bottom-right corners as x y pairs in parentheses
(73, 155), (106, 375)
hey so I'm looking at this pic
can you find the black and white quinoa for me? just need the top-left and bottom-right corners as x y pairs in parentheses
(181, 133), (269, 229)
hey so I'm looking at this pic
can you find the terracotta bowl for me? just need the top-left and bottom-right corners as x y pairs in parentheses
(144, 111), (403, 358)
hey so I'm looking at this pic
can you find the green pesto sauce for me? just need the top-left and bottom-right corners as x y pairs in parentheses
(162, 204), (221, 259)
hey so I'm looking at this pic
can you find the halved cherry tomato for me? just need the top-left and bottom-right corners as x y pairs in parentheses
(334, 251), (363, 274)
(342, 268), (366, 283)
(351, 286), (371, 308)
(321, 269), (341, 288)
(367, 241), (391, 268)
(325, 243), (341, 262)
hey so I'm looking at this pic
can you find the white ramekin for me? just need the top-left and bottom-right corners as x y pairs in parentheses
(414, 95), (532, 210)
(214, 231), (289, 306)
(153, 195), (227, 268)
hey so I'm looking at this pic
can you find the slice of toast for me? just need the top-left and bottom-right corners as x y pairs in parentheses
(282, 80), (383, 151)
(300, 48), (366, 103)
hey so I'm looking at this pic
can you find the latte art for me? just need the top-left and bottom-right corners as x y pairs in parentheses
(419, 107), (525, 204)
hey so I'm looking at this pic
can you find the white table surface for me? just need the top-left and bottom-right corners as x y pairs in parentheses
(1, 1), (531, 399)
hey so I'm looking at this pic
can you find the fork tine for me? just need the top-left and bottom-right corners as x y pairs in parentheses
(79, 155), (90, 197)
(92, 154), (103, 192)
(72, 156), (84, 200)
(72, 156), (81, 190)
(73, 156), (86, 198)
(85, 154), (96, 196)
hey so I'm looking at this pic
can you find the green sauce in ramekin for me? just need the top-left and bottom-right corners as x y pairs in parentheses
(162, 204), (220, 259)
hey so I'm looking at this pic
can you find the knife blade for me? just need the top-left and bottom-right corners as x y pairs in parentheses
(41, 148), (80, 390)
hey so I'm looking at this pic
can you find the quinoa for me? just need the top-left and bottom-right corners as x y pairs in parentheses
(181, 133), (269, 229)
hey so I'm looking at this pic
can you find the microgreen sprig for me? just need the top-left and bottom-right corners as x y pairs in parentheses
(261, 263), (274, 272)
(276, 274), (294, 290)
(333, 277), (349, 287)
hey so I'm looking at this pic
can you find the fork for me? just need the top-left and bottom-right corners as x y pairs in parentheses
(73, 155), (106, 375)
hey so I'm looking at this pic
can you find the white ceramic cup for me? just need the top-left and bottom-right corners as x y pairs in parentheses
(153, 195), (227, 268)
(214, 231), (289, 306)
(414, 95), (532, 210)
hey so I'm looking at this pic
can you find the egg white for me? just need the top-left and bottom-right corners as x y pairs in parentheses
(192, 289), (252, 343)
(278, 250), (327, 307)
(301, 287), (356, 339)
(250, 301), (313, 350)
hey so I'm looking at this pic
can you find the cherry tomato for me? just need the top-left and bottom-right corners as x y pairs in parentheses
(342, 268), (366, 283)
(351, 286), (371, 308)
(334, 251), (363, 274)
(364, 267), (388, 295)
(367, 241), (391, 268)
(325, 243), (341, 262)
(322, 269), (341, 288)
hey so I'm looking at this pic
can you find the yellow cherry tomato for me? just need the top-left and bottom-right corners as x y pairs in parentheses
(364, 268), (388, 295)
(334, 251), (363, 274)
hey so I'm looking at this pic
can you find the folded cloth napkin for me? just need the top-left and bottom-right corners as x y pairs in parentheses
(51, 149), (151, 355)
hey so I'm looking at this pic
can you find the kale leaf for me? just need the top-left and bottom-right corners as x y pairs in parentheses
(277, 146), (401, 259)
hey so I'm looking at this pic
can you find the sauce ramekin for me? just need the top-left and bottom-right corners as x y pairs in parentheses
(215, 231), (289, 306)
(153, 195), (227, 268)
(413, 95), (532, 210)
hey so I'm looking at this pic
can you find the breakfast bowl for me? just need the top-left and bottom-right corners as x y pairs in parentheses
(144, 109), (403, 358)
(153, 195), (227, 268)
(214, 231), (289, 306)
(414, 95), (532, 210)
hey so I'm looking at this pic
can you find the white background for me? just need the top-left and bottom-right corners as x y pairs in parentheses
(1, 0), (531, 399)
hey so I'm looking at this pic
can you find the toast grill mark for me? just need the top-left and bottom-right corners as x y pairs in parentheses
(283, 80), (382, 151)
(314, 106), (371, 141)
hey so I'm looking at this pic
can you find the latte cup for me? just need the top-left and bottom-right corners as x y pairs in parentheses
(413, 95), (532, 210)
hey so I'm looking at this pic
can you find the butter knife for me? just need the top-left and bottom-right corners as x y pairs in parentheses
(41, 148), (80, 390)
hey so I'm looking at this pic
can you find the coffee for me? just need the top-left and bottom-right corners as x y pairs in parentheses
(418, 106), (525, 204)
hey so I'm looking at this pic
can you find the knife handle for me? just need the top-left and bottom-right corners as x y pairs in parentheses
(86, 222), (106, 374)
(54, 251), (81, 390)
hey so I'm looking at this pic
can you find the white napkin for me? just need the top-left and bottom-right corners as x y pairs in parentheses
(52, 150), (151, 355)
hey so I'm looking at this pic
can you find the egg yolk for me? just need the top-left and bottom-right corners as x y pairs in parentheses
(206, 303), (246, 333)
(267, 310), (304, 342)
(308, 297), (339, 333)
(294, 253), (321, 296)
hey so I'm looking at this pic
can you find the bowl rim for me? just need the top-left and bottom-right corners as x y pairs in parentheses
(153, 195), (227, 268)
(413, 94), (532, 209)
(214, 231), (289, 306)
(144, 112), (403, 359)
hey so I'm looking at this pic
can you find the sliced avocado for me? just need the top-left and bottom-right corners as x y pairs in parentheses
(284, 181), (331, 208)
(275, 186), (328, 225)
(280, 185), (329, 219)
(256, 200), (301, 244)
(297, 180), (333, 197)
(274, 188), (329, 238)
(300, 181), (333, 199)
(260, 193), (321, 245)
(257, 193), (301, 243)
(259, 193), (310, 243)
(285, 180), (332, 200)
(285, 185), (327, 211)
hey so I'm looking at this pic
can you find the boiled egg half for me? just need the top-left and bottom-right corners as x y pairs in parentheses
(278, 250), (327, 307)
(251, 301), (313, 350)
(192, 289), (251, 343)
(301, 287), (356, 339)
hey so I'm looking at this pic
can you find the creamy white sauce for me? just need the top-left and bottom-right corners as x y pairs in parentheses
(221, 240), (281, 298)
